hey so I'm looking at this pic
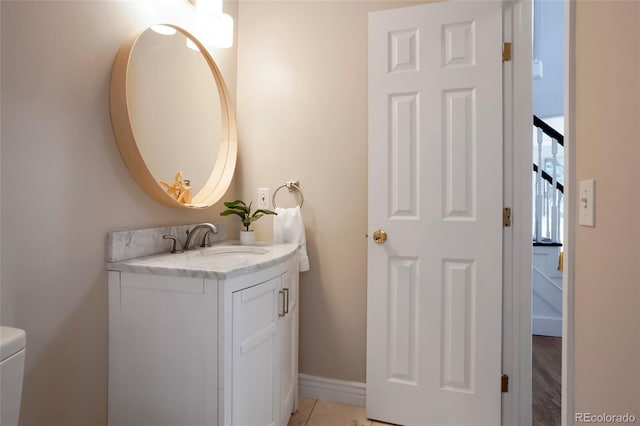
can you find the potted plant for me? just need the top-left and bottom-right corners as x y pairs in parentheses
(220, 199), (277, 244)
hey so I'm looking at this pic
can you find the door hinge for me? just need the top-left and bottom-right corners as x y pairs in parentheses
(501, 374), (509, 393)
(502, 42), (512, 62)
(503, 207), (512, 227)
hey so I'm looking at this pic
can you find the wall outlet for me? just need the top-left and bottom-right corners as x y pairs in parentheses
(258, 187), (270, 209)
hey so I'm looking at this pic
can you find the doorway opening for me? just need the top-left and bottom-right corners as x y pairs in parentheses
(531, 0), (565, 424)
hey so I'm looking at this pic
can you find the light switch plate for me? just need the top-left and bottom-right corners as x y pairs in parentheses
(258, 187), (270, 209)
(579, 179), (595, 227)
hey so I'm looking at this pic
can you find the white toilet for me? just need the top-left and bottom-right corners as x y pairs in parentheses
(0, 327), (26, 426)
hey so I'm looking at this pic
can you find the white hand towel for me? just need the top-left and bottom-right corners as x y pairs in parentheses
(273, 206), (310, 272)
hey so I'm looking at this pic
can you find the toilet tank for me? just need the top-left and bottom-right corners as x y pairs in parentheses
(0, 327), (26, 426)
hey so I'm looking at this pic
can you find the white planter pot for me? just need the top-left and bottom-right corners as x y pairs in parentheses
(239, 230), (256, 245)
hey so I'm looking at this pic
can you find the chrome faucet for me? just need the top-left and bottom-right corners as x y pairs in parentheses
(184, 223), (218, 250)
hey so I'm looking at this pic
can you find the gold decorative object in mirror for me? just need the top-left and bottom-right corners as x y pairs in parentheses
(109, 24), (237, 208)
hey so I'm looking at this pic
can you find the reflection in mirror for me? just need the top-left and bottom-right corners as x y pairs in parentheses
(109, 25), (237, 209)
(127, 27), (221, 197)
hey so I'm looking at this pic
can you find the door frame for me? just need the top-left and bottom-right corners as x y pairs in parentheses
(502, 1), (533, 424)
(505, 0), (575, 424)
(561, 1), (576, 424)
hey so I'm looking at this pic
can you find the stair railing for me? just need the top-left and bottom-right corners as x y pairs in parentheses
(533, 115), (564, 244)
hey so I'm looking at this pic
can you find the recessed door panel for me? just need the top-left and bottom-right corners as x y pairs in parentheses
(440, 259), (476, 393)
(387, 257), (419, 384)
(443, 88), (476, 220)
(389, 93), (420, 219)
(389, 29), (420, 73)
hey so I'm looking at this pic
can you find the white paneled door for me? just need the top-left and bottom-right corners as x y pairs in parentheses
(367, 2), (504, 425)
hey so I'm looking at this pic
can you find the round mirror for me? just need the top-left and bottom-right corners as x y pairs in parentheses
(110, 25), (236, 208)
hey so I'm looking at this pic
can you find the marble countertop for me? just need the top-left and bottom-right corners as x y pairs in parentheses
(107, 242), (299, 280)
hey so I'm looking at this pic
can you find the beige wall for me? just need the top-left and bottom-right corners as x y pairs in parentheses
(574, 1), (640, 419)
(0, 1), (239, 425)
(236, 0), (423, 382)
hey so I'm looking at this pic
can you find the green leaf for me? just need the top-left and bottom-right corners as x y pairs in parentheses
(223, 199), (246, 209)
(253, 209), (278, 216)
(249, 213), (264, 223)
(220, 210), (246, 221)
(221, 207), (247, 216)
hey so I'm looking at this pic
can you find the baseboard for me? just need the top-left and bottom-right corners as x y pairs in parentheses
(532, 315), (562, 337)
(298, 374), (366, 407)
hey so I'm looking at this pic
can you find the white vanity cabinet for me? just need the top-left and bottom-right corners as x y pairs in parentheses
(108, 248), (299, 426)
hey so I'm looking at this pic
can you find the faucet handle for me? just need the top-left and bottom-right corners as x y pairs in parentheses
(162, 234), (184, 254)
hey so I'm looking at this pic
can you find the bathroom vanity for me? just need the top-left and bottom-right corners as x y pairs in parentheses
(107, 239), (299, 426)
(106, 18), (297, 424)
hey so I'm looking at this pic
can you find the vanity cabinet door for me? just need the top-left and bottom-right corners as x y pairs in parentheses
(232, 277), (280, 426)
(279, 269), (299, 426)
(108, 272), (217, 426)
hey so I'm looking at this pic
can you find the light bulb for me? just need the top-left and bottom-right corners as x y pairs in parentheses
(196, 12), (233, 48)
(196, 0), (222, 16)
(150, 24), (177, 36)
(218, 13), (233, 48)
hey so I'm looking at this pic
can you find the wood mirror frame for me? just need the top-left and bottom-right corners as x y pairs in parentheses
(109, 25), (237, 209)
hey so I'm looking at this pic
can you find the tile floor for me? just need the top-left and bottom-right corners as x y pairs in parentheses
(288, 397), (392, 426)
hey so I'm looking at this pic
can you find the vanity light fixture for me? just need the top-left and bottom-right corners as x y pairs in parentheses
(194, 0), (234, 48)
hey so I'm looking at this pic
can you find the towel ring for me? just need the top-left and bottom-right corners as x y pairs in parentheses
(272, 180), (304, 209)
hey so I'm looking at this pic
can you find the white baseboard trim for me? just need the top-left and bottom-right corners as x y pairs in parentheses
(298, 374), (366, 407)
(533, 315), (562, 337)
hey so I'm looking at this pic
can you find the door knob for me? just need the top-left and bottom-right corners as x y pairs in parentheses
(372, 229), (387, 244)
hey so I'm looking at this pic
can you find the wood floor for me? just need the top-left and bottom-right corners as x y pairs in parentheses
(289, 336), (561, 426)
(532, 335), (562, 426)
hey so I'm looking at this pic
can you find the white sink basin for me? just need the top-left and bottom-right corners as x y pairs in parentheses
(184, 245), (270, 269)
